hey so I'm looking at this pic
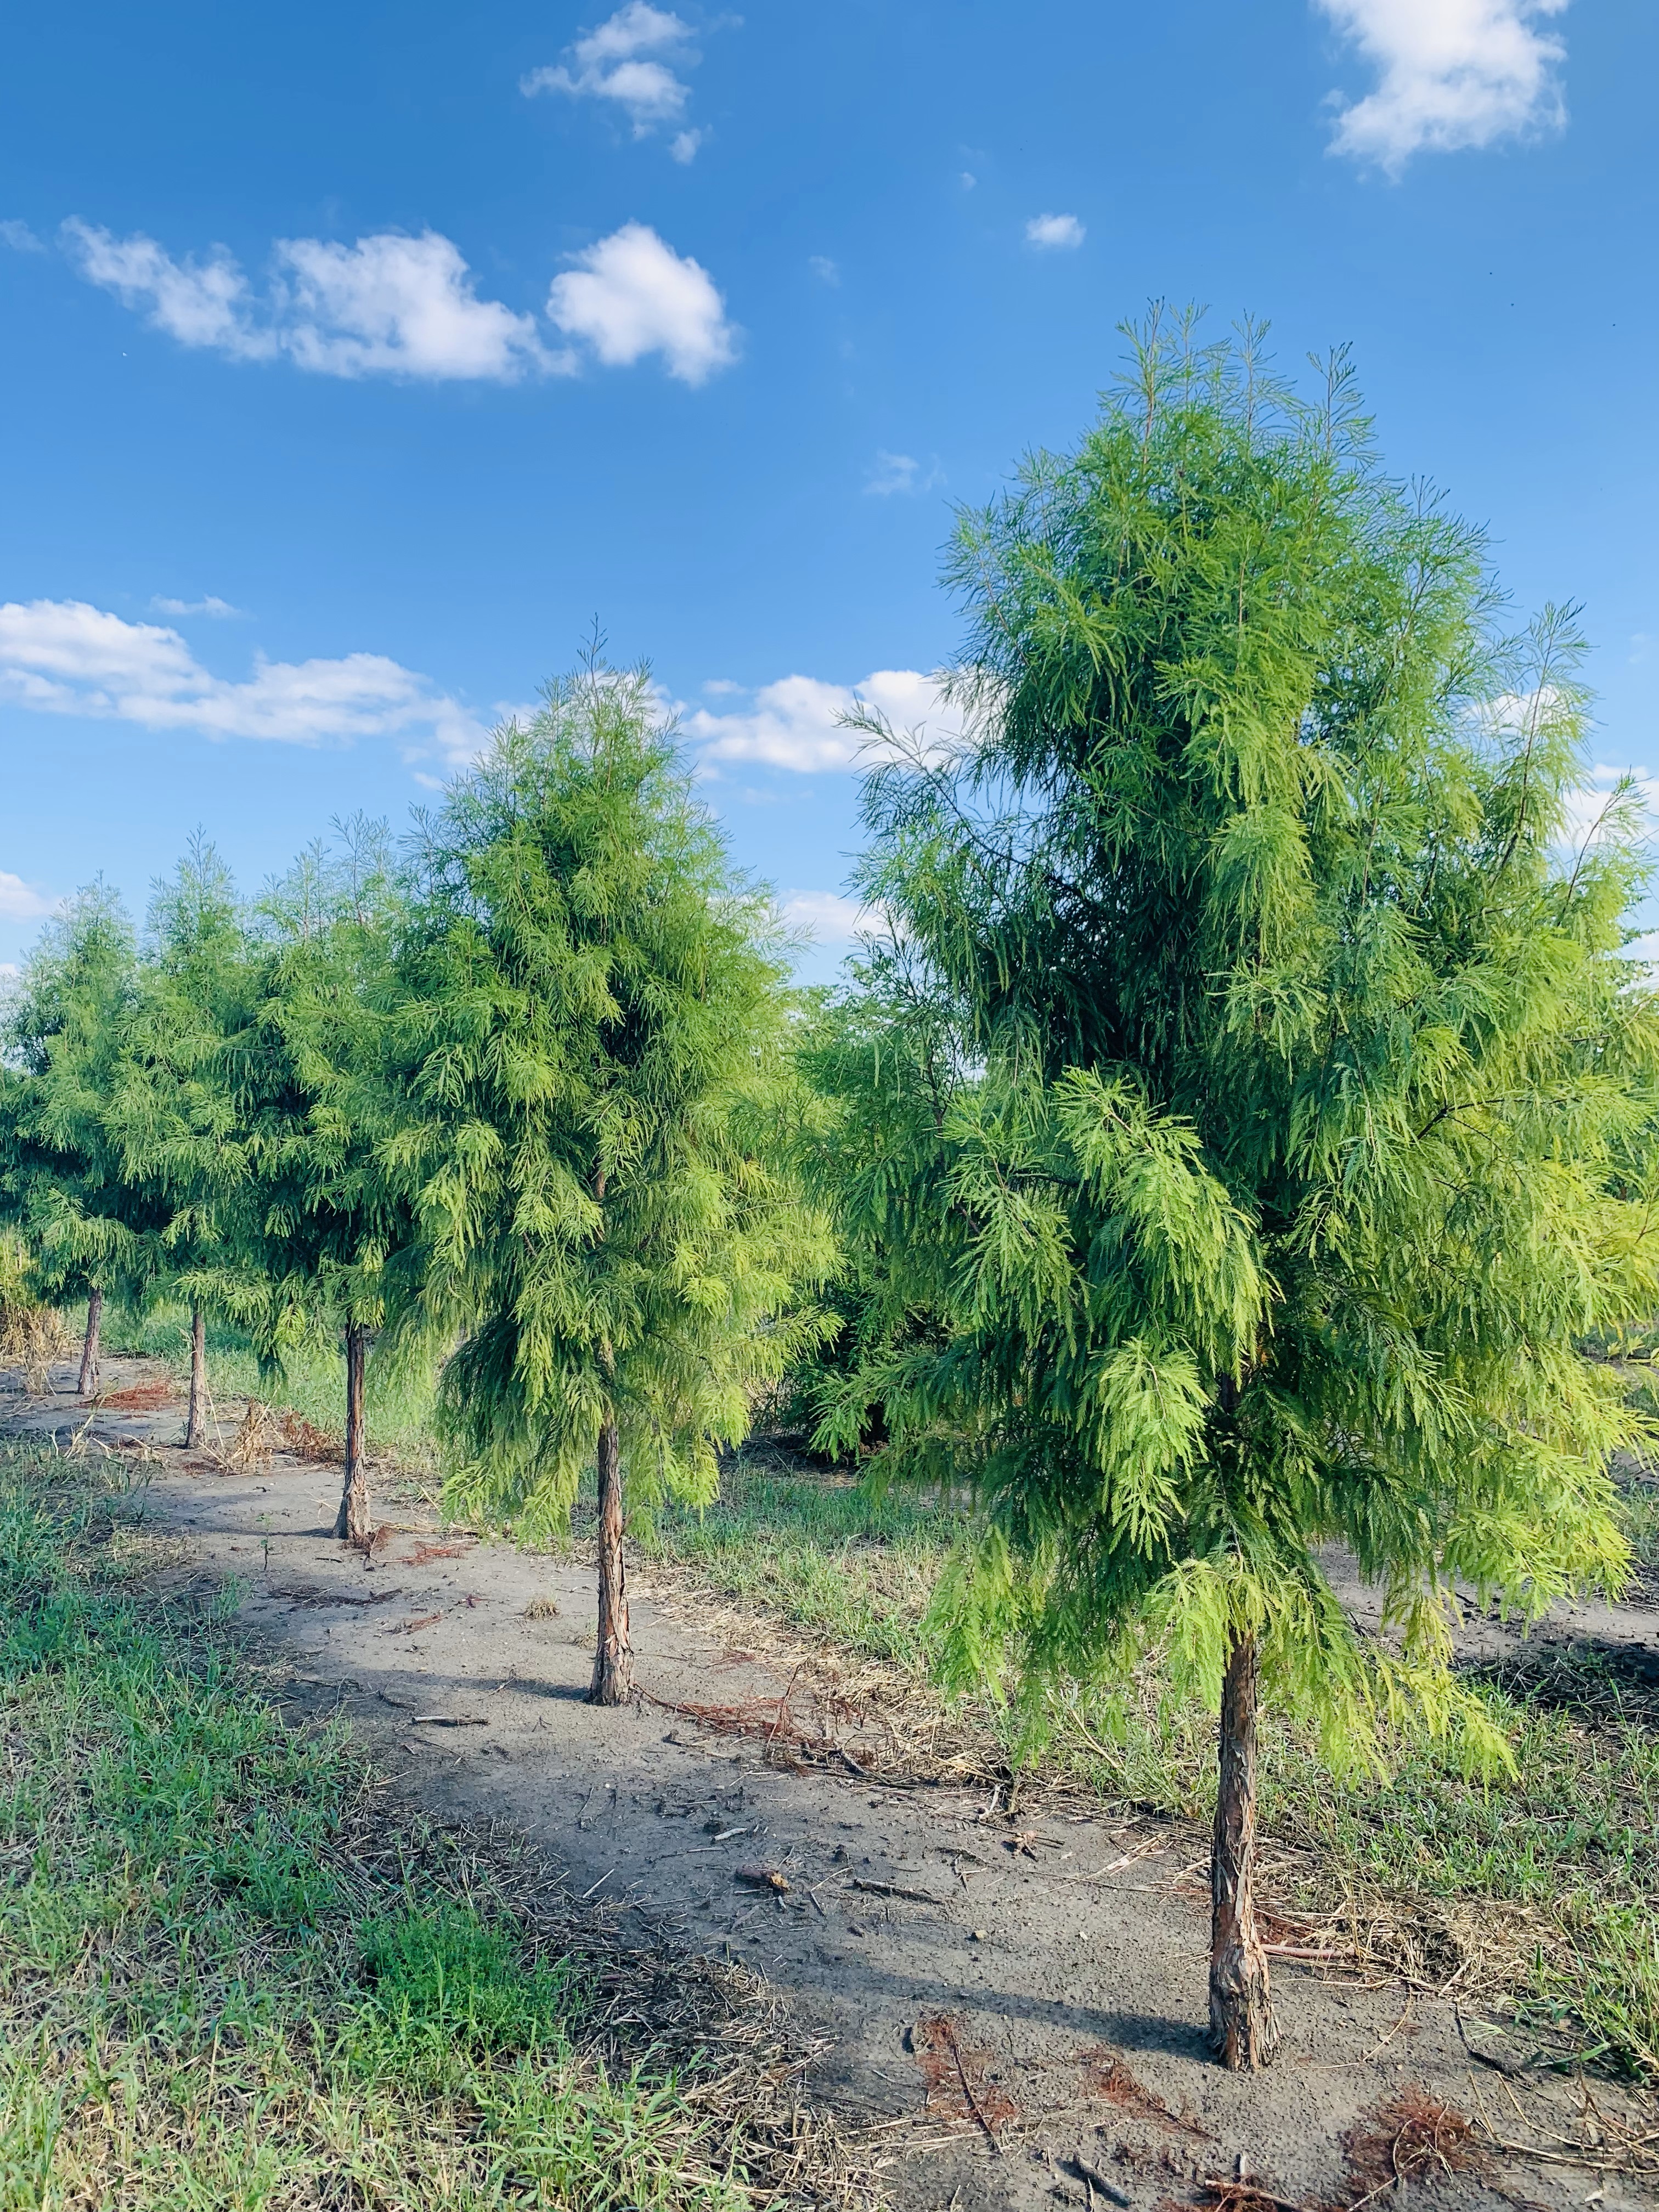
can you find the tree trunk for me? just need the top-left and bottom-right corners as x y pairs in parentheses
(588, 1417), (633, 1705)
(332, 1322), (371, 1545)
(1209, 1628), (1282, 2069)
(77, 1288), (103, 1397)
(185, 1303), (206, 1449)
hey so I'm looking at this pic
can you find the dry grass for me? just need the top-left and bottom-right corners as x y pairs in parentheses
(0, 1300), (71, 1396)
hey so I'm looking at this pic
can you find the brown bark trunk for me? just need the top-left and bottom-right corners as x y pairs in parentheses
(588, 1416), (633, 1705)
(332, 1322), (371, 1545)
(1209, 1629), (1282, 2069)
(185, 1303), (206, 1449)
(77, 1288), (103, 1397)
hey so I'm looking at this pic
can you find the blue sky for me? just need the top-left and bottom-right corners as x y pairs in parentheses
(2, 0), (1655, 976)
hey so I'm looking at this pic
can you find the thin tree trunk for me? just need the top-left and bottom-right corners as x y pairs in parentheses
(185, 1303), (206, 1449)
(332, 1322), (371, 1545)
(1209, 1628), (1282, 2069)
(588, 1416), (633, 1705)
(77, 1288), (103, 1397)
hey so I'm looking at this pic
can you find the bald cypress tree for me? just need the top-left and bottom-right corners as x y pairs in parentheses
(390, 665), (834, 1705)
(0, 885), (153, 1393)
(822, 321), (1658, 2065)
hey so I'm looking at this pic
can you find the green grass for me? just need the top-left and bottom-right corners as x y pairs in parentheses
(0, 1441), (820, 2209)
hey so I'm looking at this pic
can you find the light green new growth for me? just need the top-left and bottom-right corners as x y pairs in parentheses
(812, 317), (1659, 2056)
(388, 663), (836, 1543)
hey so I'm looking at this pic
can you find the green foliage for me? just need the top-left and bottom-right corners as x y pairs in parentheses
(387, 664), (836, 1537)
(102, 839), (263, 1336)
(0, 884), (162, 1308)
(224, 820), (411, 1370)
(817, 317), (1659, 1769)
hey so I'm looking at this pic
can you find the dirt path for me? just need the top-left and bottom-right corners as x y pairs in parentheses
(8, 1357), (1657, 2212)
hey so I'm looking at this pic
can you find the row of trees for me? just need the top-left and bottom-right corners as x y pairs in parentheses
(4, 321), (1654, 2066)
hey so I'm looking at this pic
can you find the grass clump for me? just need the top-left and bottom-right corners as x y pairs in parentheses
(0, 1440), (848, 2209)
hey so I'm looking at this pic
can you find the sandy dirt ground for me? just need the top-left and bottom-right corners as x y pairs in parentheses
(7, 1355), (1658, 2211)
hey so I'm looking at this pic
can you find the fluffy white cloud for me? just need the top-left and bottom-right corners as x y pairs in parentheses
(151, 594), (241, 618)
(64, 219), (550, 381)
(0, 598), (486, 753)
(0, 219), (46, 253)
(66, 218), (736, 386)
(275, 233), (551, 380)
(1025, 212), (1085, 249)
(687, 669), (961, 774)
(0, 872), (55, 922)
(523, 3), (708, 156)
(1316, 0), (1569, 170)
(778, 890), (874, 947)
(548, 223), (736, 384)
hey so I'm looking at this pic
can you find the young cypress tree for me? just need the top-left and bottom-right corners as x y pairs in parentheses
(822, 322), (1657, 2065)
(0, 885), (154, 1392)
(227, 826), (408, 1542)
(388, 665), (834, 1704)
(106, 840), (257, 1447)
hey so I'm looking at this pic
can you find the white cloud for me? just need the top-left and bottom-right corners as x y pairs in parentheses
(687, 669), (961, 774)
(0, 872), (55, 922)
(66, 217), (732, 387)
(960, 172), (977, 190)
(151, 594), (242, 618)
(0, 598), (487, 753)
(63, 219), (274, 359)
(64, 220), (552, 382)
(274, 232), (552, 380)
(809, 254), (839, 285)
(548, 222), (736, 383)
(1316, 0), (1569, 170)
(522, 3), (711, 155)
(864, 450), (942, 497)
(1025, 212), (1085, 249)
(779, 890), (873, 947)
(0, 219), (46, 253)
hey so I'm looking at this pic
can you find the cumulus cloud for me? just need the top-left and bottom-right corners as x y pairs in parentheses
(64, 218), (736, 386)
(151, 595), (242, 618)
(522, 3), (711, 156)
(64, 219), (551, 381)
(1316, 0), (1570, 170)
(548, 222), (736, 383)
(778, 890), (874, 947)
(686, 669), (961, 775)
(0, 872), (55, 922)
(0, 598), (486, 754)
(274, 232), (552, 379)
(0, 219), (47, 253)
(1025, 212), (1085, 249)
